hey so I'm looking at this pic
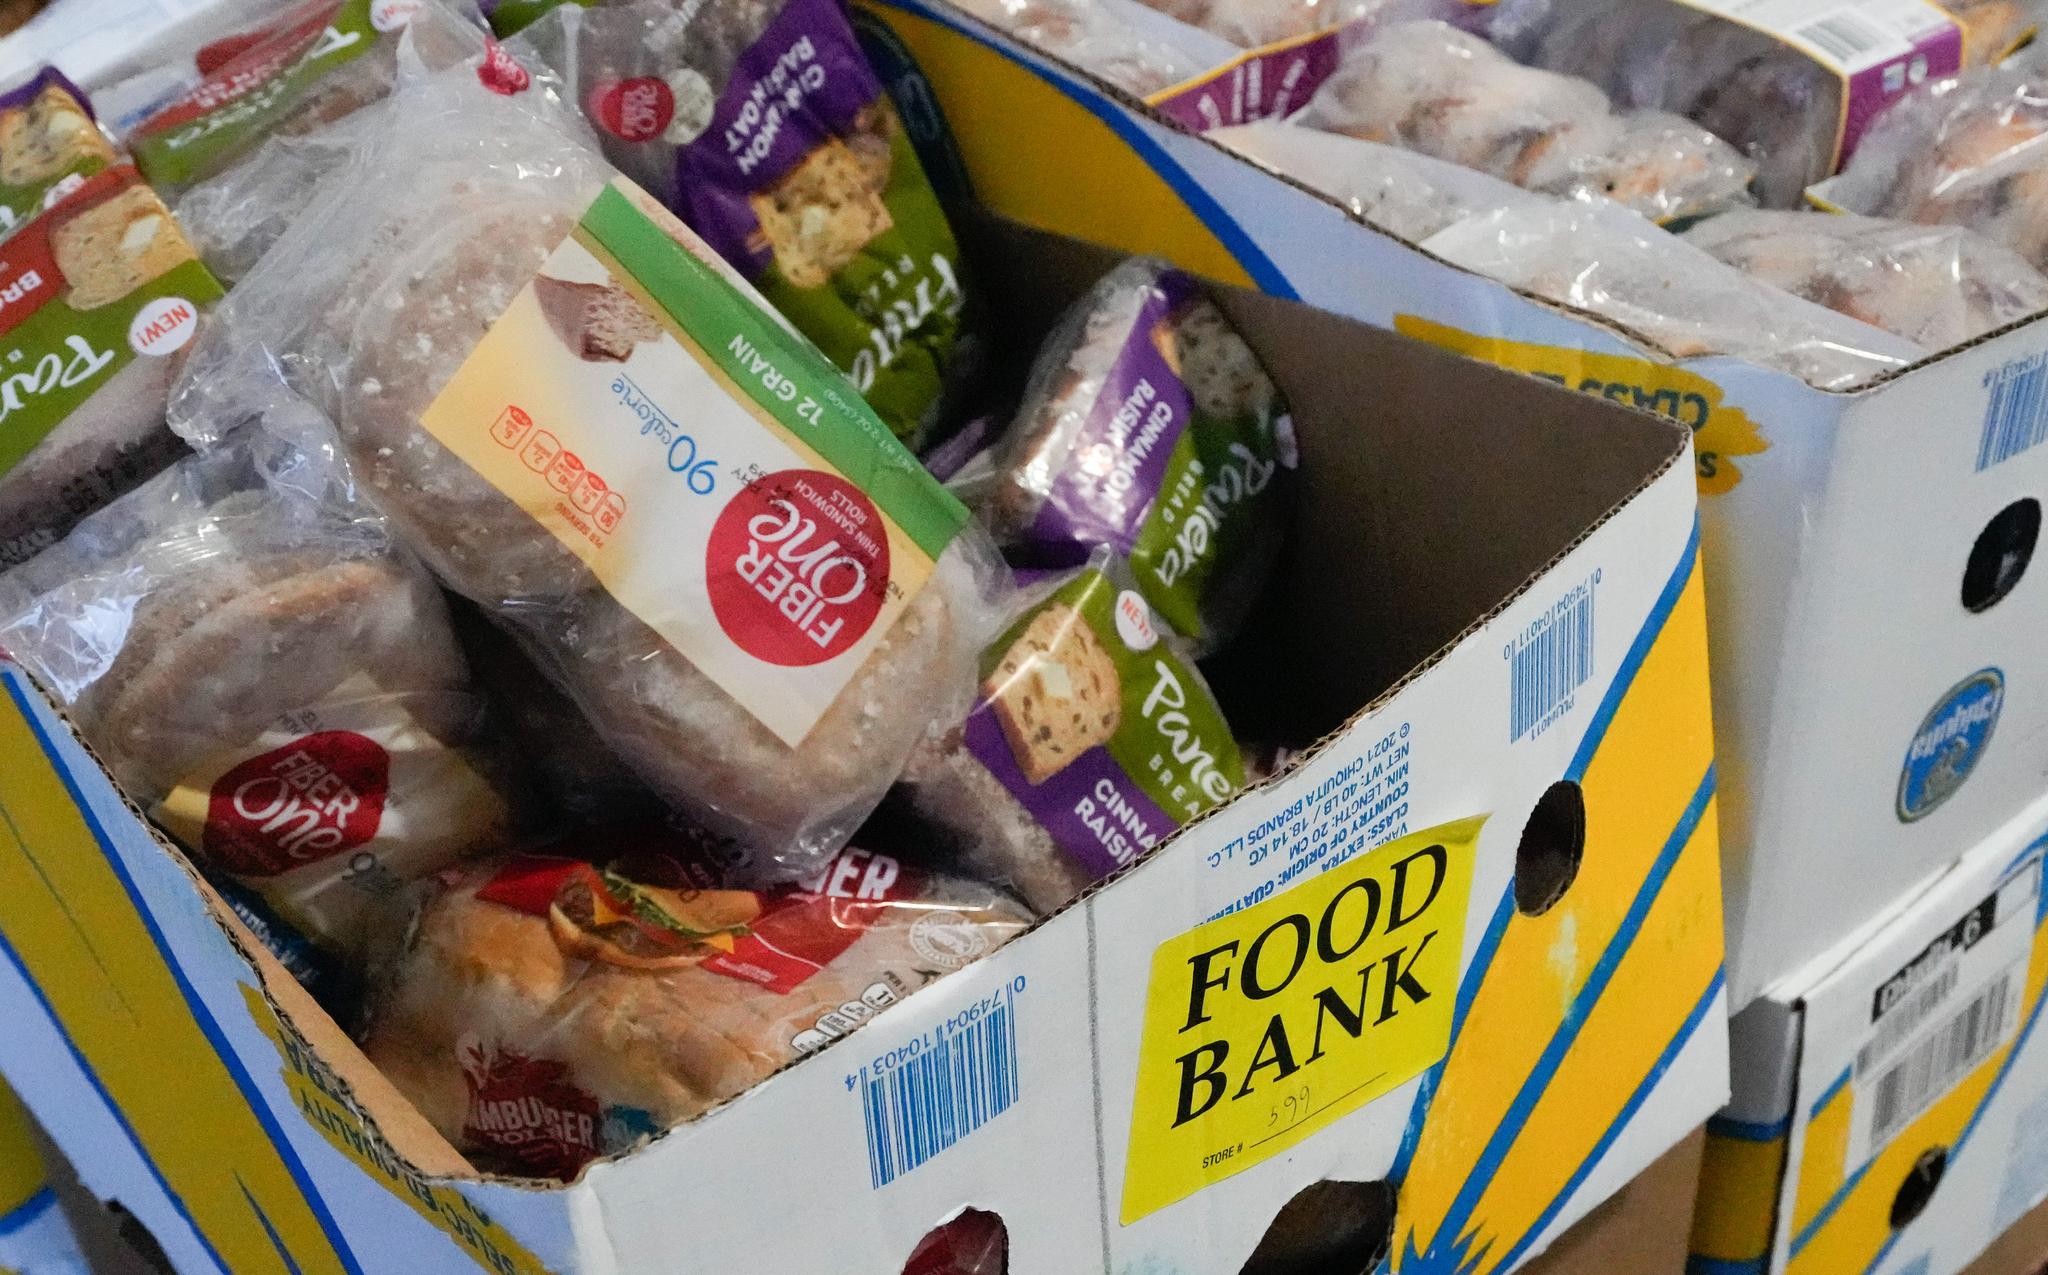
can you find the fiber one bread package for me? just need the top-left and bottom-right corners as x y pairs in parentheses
(511, 0), (972, 446)
(360, 835), (1032, 1178)
(0, 427), (518, 954)
(0, 161), (224, 568)
(980, 259), (1291, 655)
(901, 559), (1243, 914)
(0, 65), (115, 237)
(171, 62), (1003, 884)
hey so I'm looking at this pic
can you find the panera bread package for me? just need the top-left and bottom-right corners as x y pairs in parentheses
(0, 426), (517, 953)
(171, 61), (1005, 883)
(0, 163), (224, 568)
(0, 67), (117, 238)
(512, 0), (973, 446)
(902, 560), (1244, 914)
(361, 835), (1031, 1177)
(981, 259), (1293, 655)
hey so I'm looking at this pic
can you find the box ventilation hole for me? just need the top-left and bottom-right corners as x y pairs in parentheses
(1962, 497), (2040, 613)
(1514, 780), (1586, 917)
(1239, 1179), (1396, 1275)
(1890, 1147), (1949, 1230)
(903, 1208), (1009, 1274)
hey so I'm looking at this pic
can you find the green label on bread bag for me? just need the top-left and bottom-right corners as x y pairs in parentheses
(486, 0), (589, 36)
(128, 0), (397, 190)
(0, 70), (117, 241)
(1130, 407), (1286, 643)
(0, 167), (224, 480)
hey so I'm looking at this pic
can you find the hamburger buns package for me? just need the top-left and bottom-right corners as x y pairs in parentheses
(360, 832), (1031, 1178)
(170, 57), (1005, 884)
(901, 557), (1244, 914)
(510, 0), (974, 446)
(0, 424), (517, 953)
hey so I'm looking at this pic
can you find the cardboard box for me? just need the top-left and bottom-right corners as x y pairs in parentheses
(1522, 1128), (1703, 1275)
(853, 0), (2048, 1007)
(1687, 793), (2048, 1275)
(0, 219), (1723, 1274)
(1960, 1194), (2048, 1275)
(0, 1081), (89, 1274)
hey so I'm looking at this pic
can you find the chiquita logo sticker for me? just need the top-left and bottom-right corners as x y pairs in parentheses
(1121, 816), (1480, 1222)
(203, 730), (389, 875)
(1898, 669), (2005, 823)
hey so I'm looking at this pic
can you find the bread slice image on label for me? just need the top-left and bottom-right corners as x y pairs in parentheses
(0, 82), (112, 187)
(532, 274), (661, 363)
(985, 601), (1123, 785)
(747, 135), (894, 289)
(49, 182), (197, 310)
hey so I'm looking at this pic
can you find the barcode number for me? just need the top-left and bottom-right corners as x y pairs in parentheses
(1868, 970), (2015, 1145)
(1799, 13), (1886, 61)
(1858, 964), (1961, 1078)
(1510, 588), (1595, 742)
(1980, 359), (2048, 471)
(860, 992), (1020, 1188)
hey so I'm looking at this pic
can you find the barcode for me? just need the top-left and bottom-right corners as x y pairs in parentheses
(1799, 13), (1886, 61)
(1510, 589), (1595, 742)
(1858, 965), (1961, 1077)
(1979, 360), (2048, 470)
(1868, 971), (2015, 1145)
(860, 995), (1020, 1188)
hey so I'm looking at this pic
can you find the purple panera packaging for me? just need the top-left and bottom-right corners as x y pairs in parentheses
(983, 258), (1294, 656)
(900, 557), (1243, 915)
(1150, 25), (1346, 130)
(511, 0), (970, 445)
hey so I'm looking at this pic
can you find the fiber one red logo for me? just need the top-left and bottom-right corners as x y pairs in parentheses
(202, 731), (388, 875)
(590, 77), (674, 143)
(706, 469), (888, 667)
(461, 1045), (604, 1179)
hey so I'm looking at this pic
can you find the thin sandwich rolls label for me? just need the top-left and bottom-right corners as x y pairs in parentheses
(1121, 816), (1480, 1222)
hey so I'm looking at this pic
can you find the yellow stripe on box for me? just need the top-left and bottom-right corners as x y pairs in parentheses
(1691, 1128), (1790, 1263)
(0, 1084), (47, 1222)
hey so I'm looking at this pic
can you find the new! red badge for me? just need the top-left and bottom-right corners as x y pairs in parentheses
(706, 469), (889, 668)
(202, 730), (389, 876)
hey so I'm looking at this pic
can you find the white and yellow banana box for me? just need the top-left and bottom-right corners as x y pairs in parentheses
(0, 225), (1723, 1274)
(0, 1082), (88, 1275)
(854, 0), (2048, 1010)
(1689, 791), (2048, 1275)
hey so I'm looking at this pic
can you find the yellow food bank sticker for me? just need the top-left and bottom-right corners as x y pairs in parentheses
(1121, 817), (1481, 1222)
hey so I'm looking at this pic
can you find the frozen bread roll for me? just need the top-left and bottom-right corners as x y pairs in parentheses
(0, 429), (515, 954)
(173, 62), (1001, 882)
(361, 839), (1031, 1178)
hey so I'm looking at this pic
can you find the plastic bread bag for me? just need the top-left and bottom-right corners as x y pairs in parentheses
(0, 66), (118, 239)
(170, 60), (1006, 884)
(112, 0), (492, 199)
(1521, 0), (2022, 208)
(1419, 198), (1929, 389)
(1683, 208), (2048, 349)
(980, 259), (1293, 655)
(0, 163), (226, 569)
(1211, 119), (1545, 241)
(1132, 0), (1443, 50)
(1293, 21), (1756, 224)
(0, 423), (519, 954)
(1822, 56), (2048, 269)
(948, 0), (1230, 97)
(899, 557), (1244, 915)
(359, 833), (1032, 1178)
(510, 0), (973, 447)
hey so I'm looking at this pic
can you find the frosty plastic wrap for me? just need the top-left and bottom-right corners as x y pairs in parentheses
(0, 163), (225, 570)
(360, 837), (1032, 1178)
(1420, 199), (1928, 388)
(1130, 0), (1439, 50)
(1294, 21), (1755, 224)
(1824, 56), (2048, 271)
(1212, 118), (1542, 240)
(170, 64), (1004, 883)
(901, 560), (1243, 915)
(511, 0), (971, 446)
(0, 427), (516, 953)
(1684, 208), (2048, 349)
(981, 260), (1292, 654)
(1518, 0), (2022, 208)
(949, 0), (1230, 96)
(0, 67), (117, 239)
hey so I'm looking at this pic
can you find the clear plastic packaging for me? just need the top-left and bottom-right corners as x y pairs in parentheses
(949, 0), (1228, 96)
(1295, 20), (1756, 224)
(0, 424), (516, 953)
(1683, 208), (2048, 349)
(1824, 57), (2048, 271)
(1420, 199), (1929, 389)
(900, 556), (1244, 915)
(359, 836), (1032, 1178)
(170, 61), (1005, 884)
(511, 0), (973, 446)
(1132, 0), (1438, 50)
(980, 259), (1293, 654)
(1212, 118), (1544, 240)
